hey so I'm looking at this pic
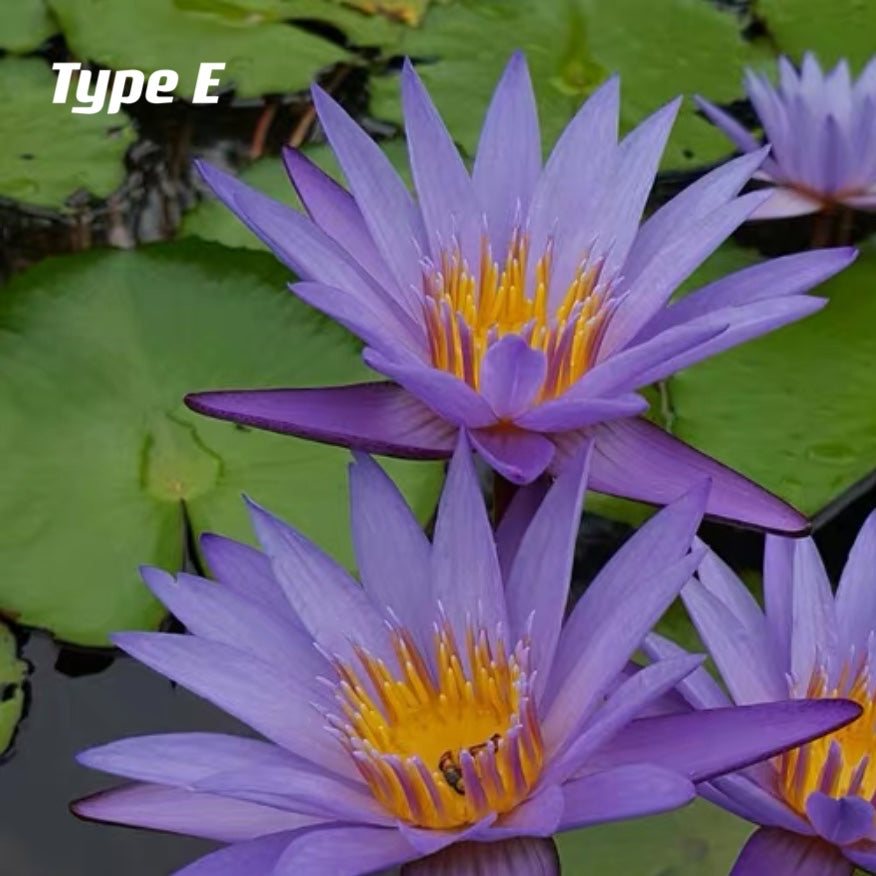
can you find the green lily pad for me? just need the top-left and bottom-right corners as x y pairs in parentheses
(0, 0), (57, 53)
(589, 239), (875, 530)
(665, 242), (876, 521)
(370, 0), (767, 169)
(172, 0), (404, 47)
(47, 0), (348, 98)
(183, 139), (410, 250)
(0, 58), (134, 209)
(0, 241), (442, 646)
(559, 799), (751, 875)
(0, 621), (27, 757)
(755, 0), (876, 71)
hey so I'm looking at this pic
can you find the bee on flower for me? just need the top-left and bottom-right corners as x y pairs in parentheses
(72, 437), (857, 876)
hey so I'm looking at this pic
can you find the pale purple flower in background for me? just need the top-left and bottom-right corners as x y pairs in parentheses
(185, 52), (855, 534)
(645, 512), (876, 874)
(72, 438), (857, 876)
(697, 53), (876, 220)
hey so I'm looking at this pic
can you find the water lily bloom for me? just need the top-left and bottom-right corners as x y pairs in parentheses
(697, 53), (876, 220)
(648, 512), (876, 875)
(184, 52), (855, 534)
(73, 438), (857, 876)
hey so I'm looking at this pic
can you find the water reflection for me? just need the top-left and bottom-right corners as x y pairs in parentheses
(0, 633), (229, 876)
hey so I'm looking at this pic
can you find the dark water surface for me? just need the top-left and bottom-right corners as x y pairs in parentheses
(0, 634), (229, 875)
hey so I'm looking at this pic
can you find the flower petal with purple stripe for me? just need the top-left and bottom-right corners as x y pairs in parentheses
(75, 436), (853, 874)
(186, 51), (850, 532)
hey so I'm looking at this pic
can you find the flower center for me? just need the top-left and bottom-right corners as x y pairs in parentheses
(330, 620), (544, 829)
(422, 231), (610, 402)
(778, 660), (876, 811)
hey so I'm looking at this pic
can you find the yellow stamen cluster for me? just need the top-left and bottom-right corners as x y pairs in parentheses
(331, 621), (543, 829)
(778, 660), (876, 811)
(422, 232), (608, 403)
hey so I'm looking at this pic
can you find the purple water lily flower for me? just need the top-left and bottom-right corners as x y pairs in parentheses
(644, 512), (876, 875)
(73, 437), (857, 876)
(697, 53), (876, 220)
(184, 52), (855, 534)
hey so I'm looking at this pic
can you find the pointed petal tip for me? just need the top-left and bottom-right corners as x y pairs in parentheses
(499, 50), (532, 83)
(138, 565), (175, 596)
(242, 493), (272, 524)
(69, 794), (95, 820)
(198, 530), (217, 546)
(775, 698), (864, 752)
(400, 58), (424, 96)
(772, 512), (811, 538)
(673, 476), (713, 517)
(749, 144), (773, 166)
(183, 391), (216, 416)
(831, 696), (865, 726)
(831, 245), (859, 266)
(673, 652), (708, 675)
(193, 159), (234, 195)
(110, 630), (145, 654)
(310, 82), (329, 104)
(280, 145), (306, 176)
(310, 83), (344, 125)
(138, 563), (167, 582)
(599, 73), (620, 96)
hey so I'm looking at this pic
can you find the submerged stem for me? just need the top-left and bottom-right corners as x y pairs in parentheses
(810, 208), (834, 248)
(835, 206), (855, 246)
(492, 473), (519, 528)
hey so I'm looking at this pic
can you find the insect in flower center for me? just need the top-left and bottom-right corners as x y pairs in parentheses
(777, 658), (876, 812)
(422, 230), (611, 403)
(329, 619), (544, 829)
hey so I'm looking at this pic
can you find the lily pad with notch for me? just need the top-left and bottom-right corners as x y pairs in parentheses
(0, 240), (442, 646)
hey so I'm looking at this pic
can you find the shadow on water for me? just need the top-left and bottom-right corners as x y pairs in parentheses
(0, 633), (232, 875)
